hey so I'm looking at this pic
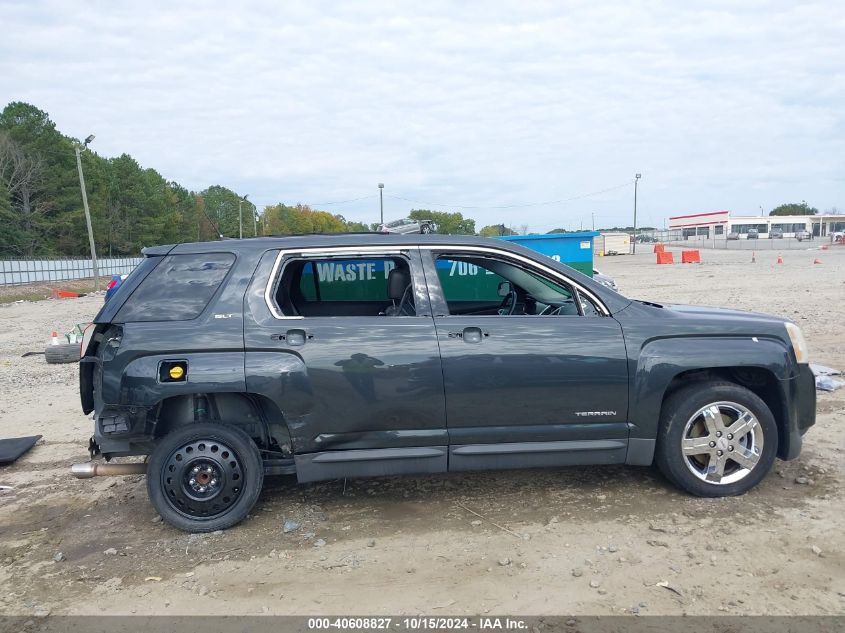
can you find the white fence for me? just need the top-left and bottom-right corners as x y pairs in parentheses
(0, 257), (142, 286)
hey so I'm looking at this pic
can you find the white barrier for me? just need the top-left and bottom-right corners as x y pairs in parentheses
(0, 257), (143, 286)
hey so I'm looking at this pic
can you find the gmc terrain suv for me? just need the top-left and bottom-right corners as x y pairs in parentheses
(77, 234), (816, 532)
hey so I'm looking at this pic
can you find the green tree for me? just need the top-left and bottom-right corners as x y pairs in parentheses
(408, 209), (475, 234)
(769, 202), (818, 216)
(0, 101), (380, 257)
(200, 185), (243, 238)
(0, 102), (82, 256)
(479, 224), (516, 237)
(264, 203), (348, 235)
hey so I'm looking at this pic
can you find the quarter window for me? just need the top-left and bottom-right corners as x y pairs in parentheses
(116, 253), (235, 322)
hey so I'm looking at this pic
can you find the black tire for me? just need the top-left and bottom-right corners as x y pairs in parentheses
(655, 381), (778, 497)
(420, 224), (432, 234)
(147, 423), (264, 532)
(44, 344), (80, 364)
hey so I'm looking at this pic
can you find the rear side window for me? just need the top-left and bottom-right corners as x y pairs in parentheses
(296, 258), (396, 302)
(116, 253), (235, 322)
(275, 256), (411, 317)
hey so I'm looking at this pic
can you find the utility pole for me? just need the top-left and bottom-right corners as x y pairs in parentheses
(591, 212), (595, 231)
(632, 173), (642, 254)
(378, 183), (384, 226)
(239, 194), (251, 239)
(75, 134), (99, 291)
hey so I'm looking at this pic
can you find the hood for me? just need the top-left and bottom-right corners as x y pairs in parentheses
(663, 303), (787, 323)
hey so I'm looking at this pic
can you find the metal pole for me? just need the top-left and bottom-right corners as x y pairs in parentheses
(632, 174), (641, 254)
(75, 145), (99, 291)
(238, 199), (243, 239)
(378, 183), (384, 226)
(253, 202), (257, 236)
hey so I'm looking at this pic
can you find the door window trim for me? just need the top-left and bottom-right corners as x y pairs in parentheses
(264, 246), (420, 320)
(419, 245), (610, 316)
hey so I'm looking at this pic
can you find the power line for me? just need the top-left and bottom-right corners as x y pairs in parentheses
(383, 182), (631, 210)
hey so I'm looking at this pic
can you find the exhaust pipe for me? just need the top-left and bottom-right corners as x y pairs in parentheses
(71, 462), (147, 479)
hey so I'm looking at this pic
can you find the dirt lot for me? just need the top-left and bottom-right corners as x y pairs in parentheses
(1, 245), (843, 617)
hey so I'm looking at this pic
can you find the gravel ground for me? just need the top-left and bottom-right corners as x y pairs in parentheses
(0, 245), (843, 617)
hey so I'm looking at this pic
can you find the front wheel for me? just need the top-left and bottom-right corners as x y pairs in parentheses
(655, 381), (778, 497)
(420, 224), (432, 234)
(147, 423), (264, 532)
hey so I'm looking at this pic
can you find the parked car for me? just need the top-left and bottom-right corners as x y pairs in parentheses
(635, 235), (656, 243)
(726, 231), (740, 240)
(76, 234), (816, 531)
(747, 228), (759, 239)
(378, 217), (436, 234)
(795, 230), (812, 242)
(104, 274), (128, 301)
(592, 268), (618, 291)
(769, 229), (784, 239)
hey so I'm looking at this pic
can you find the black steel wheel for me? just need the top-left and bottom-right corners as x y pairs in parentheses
(147, 423), (263, 532)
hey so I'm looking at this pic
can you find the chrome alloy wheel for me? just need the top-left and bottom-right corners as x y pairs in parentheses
(681, 401), (764, 485)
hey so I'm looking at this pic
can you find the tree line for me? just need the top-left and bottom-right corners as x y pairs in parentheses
(3, 101), (831, 259)
(0, 102), (480, 258)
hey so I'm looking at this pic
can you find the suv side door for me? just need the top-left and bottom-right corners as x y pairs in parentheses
(243, 246), (447, 482)
(420, 246), (630, 471)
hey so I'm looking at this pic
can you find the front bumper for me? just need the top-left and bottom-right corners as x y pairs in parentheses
(780, 364), (816, 460)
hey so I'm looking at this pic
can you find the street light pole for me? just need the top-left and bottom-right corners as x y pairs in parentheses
(378, 183), (384, 226)
(239, 194), (251, 239)
(632, 173), (642, 254)
(75, 134), (99, 291)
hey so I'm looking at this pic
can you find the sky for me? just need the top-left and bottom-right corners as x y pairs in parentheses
(2, 0), (844, 231)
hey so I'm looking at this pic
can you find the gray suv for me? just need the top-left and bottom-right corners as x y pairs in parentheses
(77, 234), (816, 532)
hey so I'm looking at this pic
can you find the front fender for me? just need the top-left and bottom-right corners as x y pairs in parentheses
(629, 335), (793, 442)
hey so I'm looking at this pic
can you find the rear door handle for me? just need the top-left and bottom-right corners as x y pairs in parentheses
(448, 327), (487, 344)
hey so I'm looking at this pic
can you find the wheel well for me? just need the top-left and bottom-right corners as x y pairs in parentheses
(153, 393), (292, 456)
(660, 367), (789, 458)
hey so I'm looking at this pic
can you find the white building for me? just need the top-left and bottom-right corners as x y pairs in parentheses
(667, 210), (845, 240)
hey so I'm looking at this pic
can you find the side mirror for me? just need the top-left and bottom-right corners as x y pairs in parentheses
(497, 281), (512, 297)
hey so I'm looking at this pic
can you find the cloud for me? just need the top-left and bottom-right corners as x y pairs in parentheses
(1, 0), (843, 230)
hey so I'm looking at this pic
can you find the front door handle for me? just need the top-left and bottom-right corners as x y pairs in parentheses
(448, 326), (487, 344)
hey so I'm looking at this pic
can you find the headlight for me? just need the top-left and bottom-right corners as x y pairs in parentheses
(784, 322), (809, 364)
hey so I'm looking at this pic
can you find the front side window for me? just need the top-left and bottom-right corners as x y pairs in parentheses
(116, 253), (235, 322)
(276, 255), (416, 317)
(436, 254), (598, 316)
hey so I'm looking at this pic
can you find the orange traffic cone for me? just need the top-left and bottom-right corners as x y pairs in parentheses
(751, 251), (756, 263)
(813, 258), (822, 264)
(777, 254), (783, 264)
(50, 331), (60, 346)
